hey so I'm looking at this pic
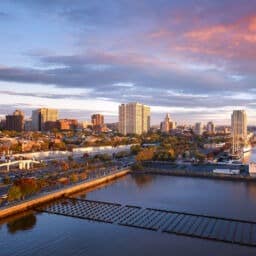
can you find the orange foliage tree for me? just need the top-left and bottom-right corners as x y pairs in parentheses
(136, 147), (155, 162)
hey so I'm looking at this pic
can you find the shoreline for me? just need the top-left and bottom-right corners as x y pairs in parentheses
(0, 169), (130, 219)
(134, 168), (256, 182)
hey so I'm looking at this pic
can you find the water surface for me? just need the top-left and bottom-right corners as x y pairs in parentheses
(1, 174), (256, 256)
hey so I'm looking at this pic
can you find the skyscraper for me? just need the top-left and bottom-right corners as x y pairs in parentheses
(5, 109), (25, 132)
(32, 108), (58, 131)
(231, 110), (247, 154)
(118, 102), (150, 135)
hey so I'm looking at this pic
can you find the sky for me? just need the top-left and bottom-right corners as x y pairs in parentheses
(0, 0), (256, 125)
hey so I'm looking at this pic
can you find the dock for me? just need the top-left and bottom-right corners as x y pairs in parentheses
(36, 198), (256, 248)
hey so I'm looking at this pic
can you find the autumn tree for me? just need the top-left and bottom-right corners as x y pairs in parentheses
(136, 147), (155, 162)
(8, 185), (22, 202)
(14, 178), (39, 198)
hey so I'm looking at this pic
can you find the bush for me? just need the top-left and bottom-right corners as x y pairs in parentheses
(14, 178), (39, 198)
(130, 145), (141, 155)
(136, 147), (155, 162)
(3, 175), (11, 185)
(115, 151), (130, 159)
(8, 185), (22, 202)
(131, 162), (144, 171)
(70, 174), (79, 183)
(94, 154), (112, 162)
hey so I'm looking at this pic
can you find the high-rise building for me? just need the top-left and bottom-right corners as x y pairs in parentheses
(81, 120), (93, 129)
(231, 110), (247, 154)
(194, 122), (203, 135)
(91, 114), (105, 132)
(118, 102), (150, 135)
(160, 113), (176, 133)
(91, 114), (104, 127)
(58, 119), (78, 130)
(24, 119), (32, 131)
(32, 108), (58, 131)
(5, 109), (25, 132)
(206, 121), (215, 134)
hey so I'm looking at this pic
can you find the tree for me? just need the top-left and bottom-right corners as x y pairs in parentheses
(60, 161), (69, 171)
(70, 174), (79, 183)
(115, 150), (129, 159)
(8, 185), (22, 202)
(130, 145), (141, 155)
(14, 178), (39, 198)
(3, 175), (11, 185)
(194, 152), (206, 163)
(136, 147), (155, 162)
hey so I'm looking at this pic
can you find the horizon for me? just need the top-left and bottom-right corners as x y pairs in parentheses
(0, 1), (256, 125)
(0, 107), (252, 127)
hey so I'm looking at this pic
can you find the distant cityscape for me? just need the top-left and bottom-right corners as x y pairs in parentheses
(0, 102), (254, 155)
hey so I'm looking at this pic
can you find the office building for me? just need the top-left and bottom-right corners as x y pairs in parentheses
(58, 119), (78, 130)
(231, 110), (247, 154)
(118, 102), (150, 135)
(81, 120), (93, 129)
(206, 121), (215, 134)
(5, 109), (25, 132)
(194, 122), (203, 135)
(91, 114), (105, 132)
(32, 108), (58, 131)
(24, 120), (32, 131)
(91, 114), (104, 127)
(160, 113), (176, 133)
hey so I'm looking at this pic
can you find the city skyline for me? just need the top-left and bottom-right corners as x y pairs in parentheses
(0, 1), (256, 125)
(0, 106), (253, 128)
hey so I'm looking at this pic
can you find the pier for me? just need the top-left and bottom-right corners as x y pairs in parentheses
(37, 198), (256, 248)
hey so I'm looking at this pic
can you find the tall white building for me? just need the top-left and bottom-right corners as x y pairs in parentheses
(32, 108), (58, 131)
(118, 102), (150, 135)
(194, 122), (203, 135)
(231, 110), (247, 154)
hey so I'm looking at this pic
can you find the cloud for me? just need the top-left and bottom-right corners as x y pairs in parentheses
(0, 0), (255, 124)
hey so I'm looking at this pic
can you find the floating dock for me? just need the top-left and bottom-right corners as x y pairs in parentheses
(36, 198), (256, 248)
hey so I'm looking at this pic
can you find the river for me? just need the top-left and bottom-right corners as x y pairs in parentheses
(1, 174), (256, 256)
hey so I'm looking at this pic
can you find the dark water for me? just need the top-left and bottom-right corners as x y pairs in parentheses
(1, 174), (256, 256)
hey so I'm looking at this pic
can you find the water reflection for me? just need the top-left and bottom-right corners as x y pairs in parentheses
(1, 175), (256, 256)
(131, 174), (154, 188)
(7, 213), (37, 234)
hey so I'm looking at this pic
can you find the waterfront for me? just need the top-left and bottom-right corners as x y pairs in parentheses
(1, 174), (256, 255)
(243, 147), (256, 164)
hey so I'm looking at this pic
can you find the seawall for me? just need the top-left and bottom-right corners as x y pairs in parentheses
(0, 169), (130, 219)
(135, 168), (256, 182)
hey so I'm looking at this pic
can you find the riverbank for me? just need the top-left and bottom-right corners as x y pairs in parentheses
(134, 168), (256, 182)
(0, 168), (130, 219)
